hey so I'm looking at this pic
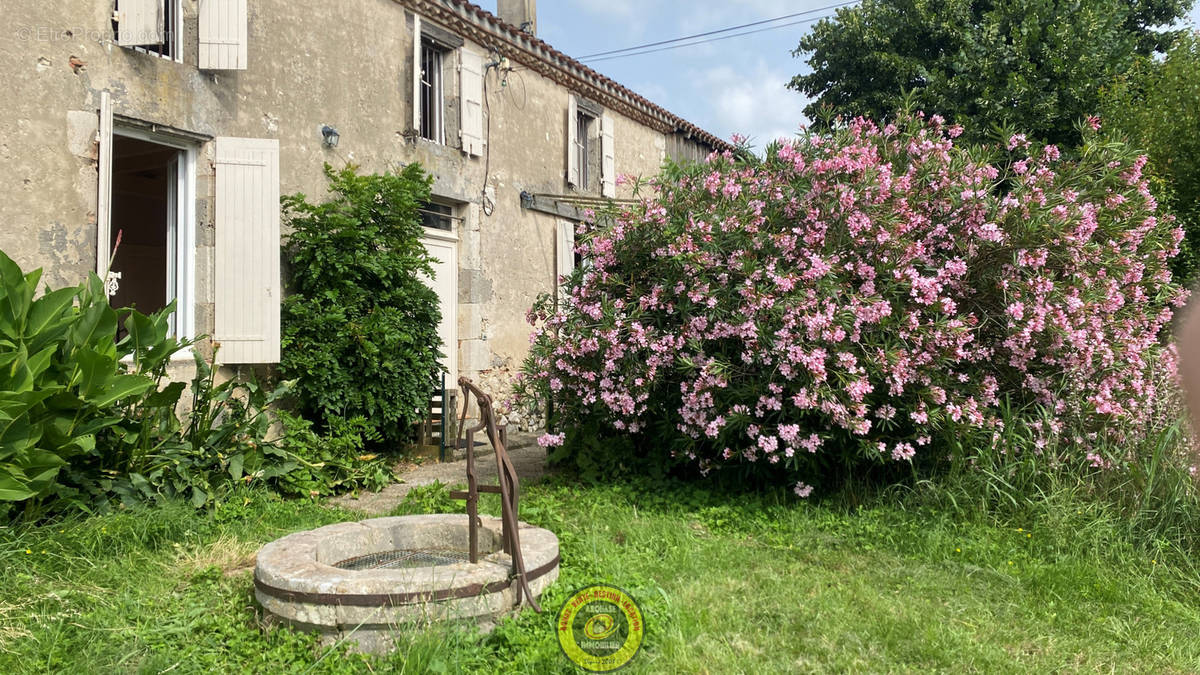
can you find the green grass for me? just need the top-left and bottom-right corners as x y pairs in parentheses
(3, 478), (1200, 673)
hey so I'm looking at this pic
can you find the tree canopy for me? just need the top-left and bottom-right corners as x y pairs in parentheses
(1102, 31), (1200, 284)
(789, 0), (1193, 146)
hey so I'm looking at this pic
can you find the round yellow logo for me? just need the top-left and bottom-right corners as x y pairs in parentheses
(556, 584), (644, 672)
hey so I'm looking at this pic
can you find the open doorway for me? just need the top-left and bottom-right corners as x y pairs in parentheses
(107, 133), (193, 337)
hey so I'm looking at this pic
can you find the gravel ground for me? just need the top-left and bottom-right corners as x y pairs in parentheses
(328, 432), (552, 515)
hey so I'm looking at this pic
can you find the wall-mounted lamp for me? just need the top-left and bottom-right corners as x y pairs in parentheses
(321, 125), (340, 148)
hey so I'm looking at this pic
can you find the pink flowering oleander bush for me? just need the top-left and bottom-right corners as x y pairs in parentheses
(515, 114), (1188, 493)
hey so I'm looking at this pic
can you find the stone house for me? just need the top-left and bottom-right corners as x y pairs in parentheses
(0, 0), (725, 429)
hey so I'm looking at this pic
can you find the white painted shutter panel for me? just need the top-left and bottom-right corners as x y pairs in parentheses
(96, 92), (114, 276)
(116, 0), (164, 47)
(459, 47), (484, 157)
(566, 96), (580, 187)
(412, 15), (422, 133)
(601, 113), (616, 198)
(213, 138), (280, 364)
(557, 221), (576, 284)
(199, 0), (248, 70)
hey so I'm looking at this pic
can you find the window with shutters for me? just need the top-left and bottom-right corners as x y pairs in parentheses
(568, 96), (615, 196)
(419, 40), (447, 144)
(113, 0), (182, 62)
(412, 16), (481, 155)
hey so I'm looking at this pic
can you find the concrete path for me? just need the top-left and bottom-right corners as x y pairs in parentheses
(328, 432), (553, 516)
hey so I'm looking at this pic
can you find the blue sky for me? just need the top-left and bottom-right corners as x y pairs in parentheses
(491, 1), (1200, 151)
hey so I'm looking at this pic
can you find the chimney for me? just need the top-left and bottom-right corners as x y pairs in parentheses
(498, 0), (536, 36)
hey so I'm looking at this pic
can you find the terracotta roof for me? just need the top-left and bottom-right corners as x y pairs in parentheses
(403, 0), (732, 152)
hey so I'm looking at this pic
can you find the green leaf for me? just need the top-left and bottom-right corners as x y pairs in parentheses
(90, 374), (156, 409)
(228, 453), (244, 480)
(26, 286), (78, 348)
(190, 486), (208, 508)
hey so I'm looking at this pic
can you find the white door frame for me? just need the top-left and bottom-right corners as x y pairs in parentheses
(99, 118), (197, 341)
(421, 228), (458, 390)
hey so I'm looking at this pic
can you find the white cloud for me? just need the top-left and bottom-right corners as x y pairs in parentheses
(691, 61), (809, 148)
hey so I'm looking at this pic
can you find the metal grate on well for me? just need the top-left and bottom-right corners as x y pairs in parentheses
(333, 548), (475, 571)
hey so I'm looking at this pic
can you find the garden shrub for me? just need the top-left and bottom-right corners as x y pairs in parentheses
(517, 114), (1186, 494)
(280, 164), (442, 448)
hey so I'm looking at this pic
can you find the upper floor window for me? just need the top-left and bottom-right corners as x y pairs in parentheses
(113, 0), (182, 62)
(420, 40), (447, 143)
(412, 16), (484, 156)
(112, 0), (250, 70)
(574, 110), (595, 190)
(567, 96), (616, 197)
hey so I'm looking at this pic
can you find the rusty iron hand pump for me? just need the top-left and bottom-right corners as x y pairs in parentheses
(448, 378), (542, 612)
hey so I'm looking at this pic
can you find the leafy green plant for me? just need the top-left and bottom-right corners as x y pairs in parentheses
(280, 163), (443, 448)
(0, 251), (171, 519)
(273, 410), (393, 498)
(82, 349), (298, 509)
(0, 244), (406, 521)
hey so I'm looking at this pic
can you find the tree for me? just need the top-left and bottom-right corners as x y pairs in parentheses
(789, 0), (1192, 146)
(1102, 31), (1200, 285)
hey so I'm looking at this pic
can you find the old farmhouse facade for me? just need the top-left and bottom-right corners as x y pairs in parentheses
(1, 0), (725, 426)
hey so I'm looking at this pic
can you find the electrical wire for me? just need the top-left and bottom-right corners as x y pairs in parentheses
(480, 59), (496, 217)
(575, 1), (858, 60)
(583, 11), (849, 63)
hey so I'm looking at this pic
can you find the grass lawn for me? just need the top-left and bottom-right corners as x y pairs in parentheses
(2, 476), (1199, 673)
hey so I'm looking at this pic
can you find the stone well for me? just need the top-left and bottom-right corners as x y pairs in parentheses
(254, 513), (559, 653)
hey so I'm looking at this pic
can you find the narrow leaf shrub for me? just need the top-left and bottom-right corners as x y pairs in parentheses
(280, 164), (442, 448)
(517, 114), (1186, 494)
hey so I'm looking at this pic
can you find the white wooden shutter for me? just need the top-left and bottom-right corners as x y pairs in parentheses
(97, 92), (114, 276)
(601, 113), (616, 198)
(557, 221), (576, 283)
(566, 96), (580, 187)
(199, 0), (248, 70)
(412, 15), (422, 133)
(116, 0), (165, 47)
(213, 137), (280, 364)
(459, 47), (484, 157)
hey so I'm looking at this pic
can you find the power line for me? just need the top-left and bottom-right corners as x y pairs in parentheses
(575, 1), (858, 60)
(582, 12), (846, 63)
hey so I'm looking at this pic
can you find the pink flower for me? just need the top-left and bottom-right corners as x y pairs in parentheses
(891, 443), (916, 462)
(793, 482), (814, 498)
(537, 433), (566, 448)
